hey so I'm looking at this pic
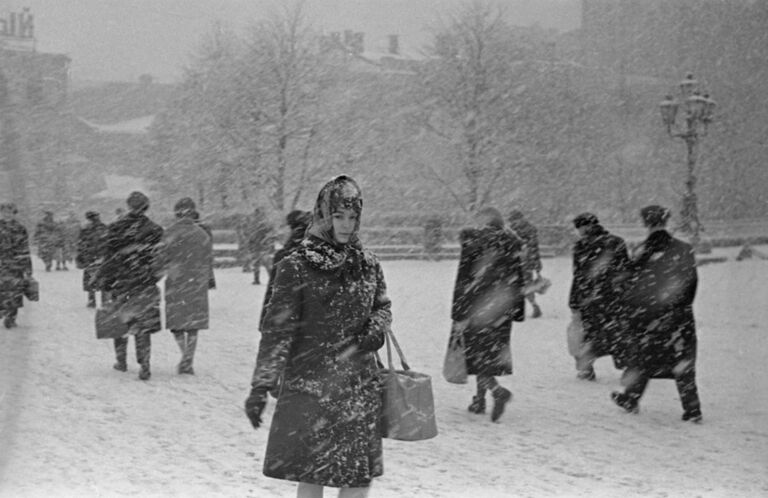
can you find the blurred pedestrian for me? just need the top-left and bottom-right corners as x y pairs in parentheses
(508, 209), (543, 318)
(76, 211), (108, 308)
(611, 205), (702, 423)
(568, 212), (630, 381)
(245, 207), (275, 285)
(260, 209), (311, 329)
(451, 207), (524, 422)
(244, 175), (391, 497)
(34, 211), (62, 272)
(0, 202), (32, 329)
(157, 197), (214, 375)
(61, 211), (81, 269)
(97, 191), (163, 380)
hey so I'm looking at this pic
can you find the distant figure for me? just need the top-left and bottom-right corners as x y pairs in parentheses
(0, 203), (33, 329)
(508, 209), (543, 318)
(568, 212), (630, 381)
(157, 197), (214, 375)
(245, 207), (275, 285)
(76, 211), (108, 308)
(423, 215), (444, 260)
(34, 211), (63, 271)
(61, 211), (81, 269)
(260, 209), (311, 329)
(612, 205), (703, 423)
(451, 207), (524, 422)
(98, 191), (163, 380)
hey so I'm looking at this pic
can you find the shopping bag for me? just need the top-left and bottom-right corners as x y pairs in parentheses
(23, 277), (39, 302)
(525, 274), (552, 295)
(567, 312), (585, 357)
(95, 293), (130, 339)
(378, 329), (438, 441)
(442, 322), (468, 384)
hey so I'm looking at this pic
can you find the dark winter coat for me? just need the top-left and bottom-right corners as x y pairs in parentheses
(0, 219), (32, 311)
(451, 226), (525, 377)
(509, 218), (542, 274)
(251, 234), (391, 488)
(98, 211), (164, 333)
(157, 217), (213, 330)
(76, 220), (108, 292)
(621, 230), (698, 378)
(34, 218), (63, 261)
(568, 224), (630, 360)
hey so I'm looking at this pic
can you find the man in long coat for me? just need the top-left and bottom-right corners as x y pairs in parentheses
(246, 207), (275, 285)
(0, 203), (32, 329)
(76, 211), (108, 307)
(611, 205), (702, 423)
(98, 191), (163, 380)
(568, 212), (630, 380)
(451, 207), (525, 422)
(157, 197), (214, 375)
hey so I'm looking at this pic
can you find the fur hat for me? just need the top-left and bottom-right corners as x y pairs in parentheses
(573, 212), (599, 229)
(126, 191), (149, 213)
(173, 197), (196, 217)
(640, 205), (670, 227)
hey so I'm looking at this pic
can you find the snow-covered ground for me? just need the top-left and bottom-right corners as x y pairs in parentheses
(1, 250), (767, 498)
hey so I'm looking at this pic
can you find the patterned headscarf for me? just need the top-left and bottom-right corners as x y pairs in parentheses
(307, 175), (363, 246)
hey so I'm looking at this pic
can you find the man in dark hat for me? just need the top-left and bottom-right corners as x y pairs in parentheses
(76, 211), (108, 307)
(508, 209), (543, 318)
(98, 191), (163, 380)
(156, 197), (214, 375)
(612, 205), (703, 422)
(0, 202), (32, 328)
(568, 212), (630, 381)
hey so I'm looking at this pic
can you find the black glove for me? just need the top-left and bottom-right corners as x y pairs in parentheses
(244, 387), (268, 429)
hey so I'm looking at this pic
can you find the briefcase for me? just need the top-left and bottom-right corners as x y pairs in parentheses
(95, 300), (130, 339)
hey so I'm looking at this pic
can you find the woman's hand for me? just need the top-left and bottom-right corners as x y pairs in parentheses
(244, 387), (268, 429)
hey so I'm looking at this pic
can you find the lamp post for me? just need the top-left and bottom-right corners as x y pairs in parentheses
(659, 73), (716, 249)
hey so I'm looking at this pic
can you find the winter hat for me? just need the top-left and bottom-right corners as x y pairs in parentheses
(85, 210), (100, 221)
(126, 191), (149, 213)
(308, 175), (363, 244)
(477, 206), (504, 229)
(508, 209), (524, 222)
(640, 205), (670, 228)
(573, 212), (599, 229)
(173, 197), (196, 218)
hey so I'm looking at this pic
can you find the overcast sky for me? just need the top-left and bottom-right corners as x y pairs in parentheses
(4, 0), (581, 83)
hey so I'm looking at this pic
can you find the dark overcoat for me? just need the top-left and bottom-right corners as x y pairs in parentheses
(451, 226), (525, 377)
(157, 218), (212, 330)
(98, 211), (164, 333)
(76, 220), (108, 292)
(251, 235), (391, 488)
(0, 219), (32, 312)
(34, 218), (63, 261)
(621, 230), (698, 378)
(568, 225), (630, 360)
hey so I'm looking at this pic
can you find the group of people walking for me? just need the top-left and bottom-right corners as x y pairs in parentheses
(2, 175), (703, 498)
(242, 176), (702, 498)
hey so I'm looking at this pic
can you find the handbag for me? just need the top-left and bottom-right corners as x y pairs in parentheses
(525, 274), (552, 295)
(442, 321), (468, 384)
(23, 277), (39, 302)
(378, 328), (438, 441)
(94, 293), (130, 339)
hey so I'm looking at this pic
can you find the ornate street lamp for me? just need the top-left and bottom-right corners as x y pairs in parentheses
(658, 73), (715, 249)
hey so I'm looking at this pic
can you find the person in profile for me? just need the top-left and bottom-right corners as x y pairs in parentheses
(76, 210), (108, 308)
(451, 207), (524, 422)
(612, 205), (702, 423)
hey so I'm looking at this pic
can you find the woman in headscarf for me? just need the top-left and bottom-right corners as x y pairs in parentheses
(244, 175), (391, 498)
(451, 207), (525, 423)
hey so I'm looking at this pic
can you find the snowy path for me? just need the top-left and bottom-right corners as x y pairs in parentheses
(1, 254), (767, 497)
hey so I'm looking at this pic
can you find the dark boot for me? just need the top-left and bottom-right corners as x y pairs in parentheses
(3, 315), (16, 329)
(490, 387), (512, 422)
(682, 409), (703, 423)
(611, 391), (639, 414)
(138, 363), (151, 380)
(180, 332), (198, 375)
(114, 337), (128, 371)
(531, 303), (542, 318)
(577, 366), (596, 381)
(136, 331), (152, 380)
(467, 395), (486, 414)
